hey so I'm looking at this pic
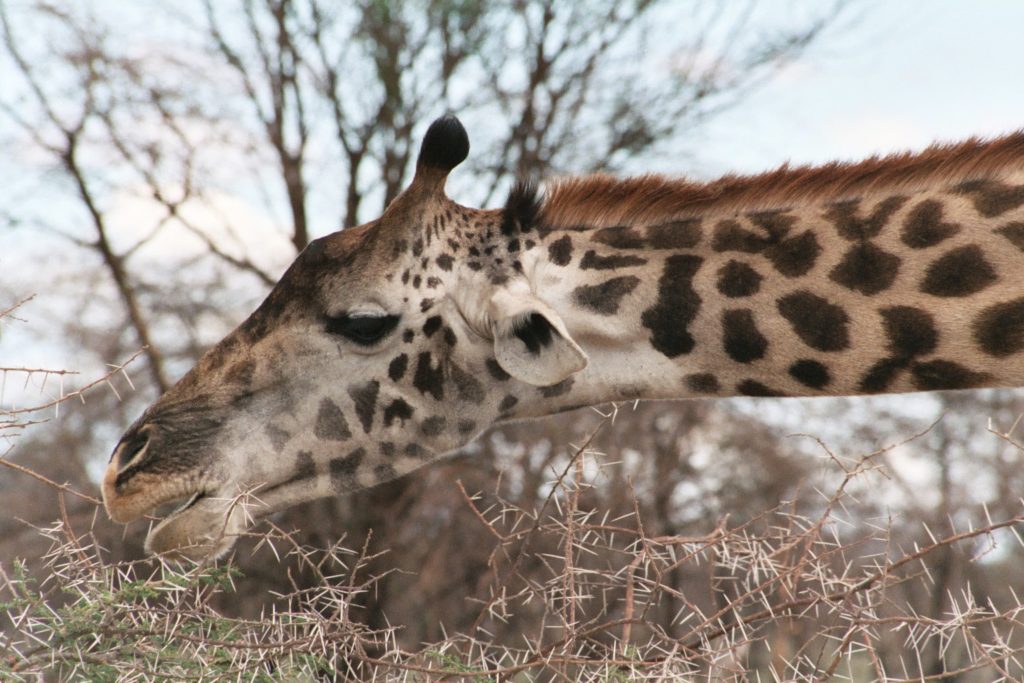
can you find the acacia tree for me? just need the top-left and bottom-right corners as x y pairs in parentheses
(0, 0), (857, 639)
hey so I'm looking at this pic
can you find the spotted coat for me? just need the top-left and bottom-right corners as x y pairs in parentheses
(102, 116), (1024, 559)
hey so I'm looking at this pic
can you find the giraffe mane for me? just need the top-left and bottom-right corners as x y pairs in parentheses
(531, 130), (1024, 229)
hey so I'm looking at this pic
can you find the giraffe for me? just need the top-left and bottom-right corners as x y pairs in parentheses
(102, 115), (1024, 559)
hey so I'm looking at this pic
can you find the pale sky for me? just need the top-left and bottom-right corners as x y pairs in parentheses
(696, 1), (1024, 174)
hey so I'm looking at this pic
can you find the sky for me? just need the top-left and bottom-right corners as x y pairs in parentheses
(695, 1), (1024, 175)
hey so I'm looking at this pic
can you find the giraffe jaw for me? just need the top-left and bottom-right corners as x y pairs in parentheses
(143, 489), (255, 561)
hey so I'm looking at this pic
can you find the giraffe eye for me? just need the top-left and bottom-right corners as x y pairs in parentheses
(325, 313), (399, 345)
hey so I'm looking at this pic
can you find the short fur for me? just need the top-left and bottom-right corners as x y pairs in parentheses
(103, 116), (1024, 561)
(535, 131), (1024, 229)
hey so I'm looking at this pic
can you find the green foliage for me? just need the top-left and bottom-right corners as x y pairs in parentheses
(423, 649), (496, 681)
(0, 531), (360, 681)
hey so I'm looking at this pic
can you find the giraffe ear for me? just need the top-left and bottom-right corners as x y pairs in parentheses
(489, 289), (588, 386)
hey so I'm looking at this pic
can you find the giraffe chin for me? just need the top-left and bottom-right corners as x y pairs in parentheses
(144, 493), (253, 561)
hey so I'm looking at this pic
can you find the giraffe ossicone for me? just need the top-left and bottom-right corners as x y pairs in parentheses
(102, 115), (1024, 559)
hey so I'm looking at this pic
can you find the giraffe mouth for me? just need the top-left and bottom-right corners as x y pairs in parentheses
(171, 490), (207, 515)
(102, 457), (271, 560)
(102, 463), (252, 561)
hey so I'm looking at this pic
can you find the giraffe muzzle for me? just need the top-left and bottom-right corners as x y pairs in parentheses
(102, 422), (215, 526)
(103, 411), (257, 559)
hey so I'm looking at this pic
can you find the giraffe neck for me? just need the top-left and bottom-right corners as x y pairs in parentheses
(513, 170), (1024, 416)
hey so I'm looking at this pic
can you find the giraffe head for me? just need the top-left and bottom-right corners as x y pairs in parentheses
(102, 116), (588, 559)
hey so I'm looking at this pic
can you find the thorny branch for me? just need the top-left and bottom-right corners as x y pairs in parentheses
(4, 416), (1024, 680)
(1, 297), (145, 474)
(1, 348), (144, 420)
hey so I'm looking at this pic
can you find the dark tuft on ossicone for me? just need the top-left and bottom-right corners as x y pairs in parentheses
(417, 114), (470, 171)
(502, 180), (542, 235)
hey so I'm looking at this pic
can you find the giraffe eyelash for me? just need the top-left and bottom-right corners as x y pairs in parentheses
(325, 313), (400, 346)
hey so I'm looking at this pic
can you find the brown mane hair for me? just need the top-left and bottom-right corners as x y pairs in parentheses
(535, 131), (1024, 229)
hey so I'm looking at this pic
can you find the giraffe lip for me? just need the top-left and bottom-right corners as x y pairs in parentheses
(108, 486), (211, 525)
(172, 490), (208, 515)
(148, 487), (214, 523)
(147, 489), (210, 516)
(102, 449), (219, 524)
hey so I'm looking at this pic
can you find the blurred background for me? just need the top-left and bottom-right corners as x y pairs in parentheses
(3, 0), (1024, 678)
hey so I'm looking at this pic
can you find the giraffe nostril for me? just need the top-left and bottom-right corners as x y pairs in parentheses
(113, 427), (152, 474)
